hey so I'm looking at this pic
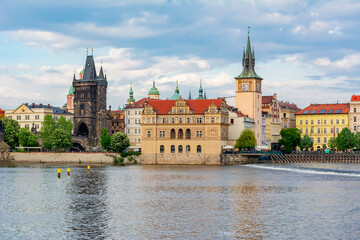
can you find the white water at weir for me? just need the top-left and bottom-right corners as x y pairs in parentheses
(245, 164), (360, 178)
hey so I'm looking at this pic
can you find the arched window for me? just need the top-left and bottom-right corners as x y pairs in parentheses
(170, 129), (176, 139)
(160, 145), (164, 153)
(186, 145), (190, 153)
(178, 129), (184, 139)
(185, 129), (191, 139)
(197, 145), (202, 153)
(78, 123), (89, 138)
(171, 145), (175, 153)
(178, 145), (183, 153)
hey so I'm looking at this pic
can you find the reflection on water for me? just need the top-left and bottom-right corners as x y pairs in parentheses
(65, 168), (110, 239)
(1, 163), (360, 239)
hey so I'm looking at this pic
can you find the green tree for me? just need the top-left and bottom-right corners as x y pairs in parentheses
(18, 128), (39, 147)
(56, 116), (73, 136)
(355, 132), (360, 149)
(39, 115), (56, 149)
(50, 129), (72, 151)
(100, 129), (111, 151)
(3, 117), (20, 149)
(336, 128), (355, 151)
(278, 128), (301, 153)
(110, 132), (130, 153)
(328, 137), (337, 150)
(235, 129), (256, 149)
(299, 134), (313, 151)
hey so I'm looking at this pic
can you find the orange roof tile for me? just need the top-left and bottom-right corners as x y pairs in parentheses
(262, 96), (274, 104)
(124, 98), (147, 109)
(146, 98), (224, 115)
(351, 95), (360, 102)
(296, 103), (350, 115)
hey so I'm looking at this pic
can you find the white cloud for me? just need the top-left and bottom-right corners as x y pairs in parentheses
(314, 53), (360, 69)
(6, 30), (88, 50)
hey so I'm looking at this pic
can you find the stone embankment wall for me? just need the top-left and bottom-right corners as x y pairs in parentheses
(221, 154), (259, 165)
(9, 152), (140, 164)
(271, 153), (360, 163)
(141, 153), (222, 165)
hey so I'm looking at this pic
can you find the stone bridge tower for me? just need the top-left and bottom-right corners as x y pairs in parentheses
(73, 51), (109, 147)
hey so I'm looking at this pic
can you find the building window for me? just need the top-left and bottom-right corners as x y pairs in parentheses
(171, 118), (175, 124)
(187, 118), (190, 123)
(159, 130), (165, 137)
(170, 129), (176, 139)
(178, 145), (183, 153)
(317, 137), (320, 144)
(128, 111), (130, 115)
(135, 119), (137, 124)
(147, 131), (151, 137)
(317, 120), (320, 124)
(185, 129), (191, 139)
(305, 128), (308, 134)
(178, 129), (184, 139)
(283, 113), (286, 118)
(310, 120), (313, 124)
(317, 128), (321, 134)
(160, 145), (164, 153)
(196, 131), (203, 137)
(300, 128), (303, 134)
(336, 119), (339, 124)
(231, 119), (234, 124)
(179, 118), (183, 123)
(331, 128), (334, 133)
(324, 119), (327, 124)
(300, 120), (303, 125)
(305, 120), (308, 125)
(135, 129), (137, 133)
(354, 108), (357, 113)
(127, 129), (130, 134)
(324, 137), (327, 143)
(211, 117), (215, 123)
(25, 115), (30, 120)
(139, 129), (141, 133)
(54, 116), (58, 121)
(196, 118), (202, 123)
(135, 111), (137, 115)
(336, 128), (339, 133)
(311, 128), (314, 134)
(147, 118), (150, 124)
(324, 128), (327, 134)
(80, 104), (85, 116)
(354, 126), (357, 131)
(171, 145), (175, 153)
(17, 115), (21, 120)
(331, 119), (333, 124)
(186, 145), (190, 153)
(25, 124), (29, 129)
(354, 117), (357, 122)
(342, 119), (345, 124)
(197, 145), (202, 153)
(35, 124), (39, 129)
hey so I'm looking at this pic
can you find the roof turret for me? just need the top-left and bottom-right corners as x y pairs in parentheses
(148, 81), (160, 95)
(170, 80), (181, 100)
(197, 79), (204, 99)
(127, 83), (135, 103)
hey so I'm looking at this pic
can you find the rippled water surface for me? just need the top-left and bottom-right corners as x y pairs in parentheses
(1, 163), (360, 239)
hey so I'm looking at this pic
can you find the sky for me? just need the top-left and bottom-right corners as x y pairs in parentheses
(1, 0), (360, 110)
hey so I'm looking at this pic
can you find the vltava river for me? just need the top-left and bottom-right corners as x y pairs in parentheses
(1, 163), (360, 239)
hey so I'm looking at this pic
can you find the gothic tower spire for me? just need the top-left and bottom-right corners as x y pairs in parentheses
(127, 83), (135, 104)
(197, 79), (204, 99)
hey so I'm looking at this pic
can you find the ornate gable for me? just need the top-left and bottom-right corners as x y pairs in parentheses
(13, 104), (34, 114)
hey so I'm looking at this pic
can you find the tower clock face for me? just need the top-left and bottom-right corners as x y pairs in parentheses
(242, 84), (249, 91)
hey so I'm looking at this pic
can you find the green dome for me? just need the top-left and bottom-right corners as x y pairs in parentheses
(170, 80), (180, 100)
(148, 81), (159, 95)
(80, 69), (84, 74)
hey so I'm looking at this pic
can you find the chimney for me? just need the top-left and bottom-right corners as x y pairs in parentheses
(32, 103), (35, 107)
(25, 103), (28, 106)
(39, 103), (43, 108)
(47, 104), (50, 108)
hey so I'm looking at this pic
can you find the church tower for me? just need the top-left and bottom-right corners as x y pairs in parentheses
(235, 29), (263, 145)
(148, 81), (160, 99)
(127, 83), (135, 105)
(73, 49), (109, 146)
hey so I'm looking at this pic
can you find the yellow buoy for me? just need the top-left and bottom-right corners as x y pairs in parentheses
(87, 166), (91, 170)
(67, 168), (71, 176)
(58, 168), (61, 178)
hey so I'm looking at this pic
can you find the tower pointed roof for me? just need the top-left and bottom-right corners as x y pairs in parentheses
(83, 55), (97, 80)
(98, 66), (105, 79)
(68, 85), (75, 95)
(170, 80), (181, 100)
(236, 28), (262, 79)
(197, 79), (204, 99)
(127, 83), (135, 103)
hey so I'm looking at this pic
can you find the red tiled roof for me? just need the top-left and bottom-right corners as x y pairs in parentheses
(279, 101), (301, 112)
(351, 95), (360, 102)
(262, 96), (274, 104)
(296, 103), (350, 115)
(147, 98), (224, 115)
(0, 108), (4, 115)
(124, 98), (147, 109)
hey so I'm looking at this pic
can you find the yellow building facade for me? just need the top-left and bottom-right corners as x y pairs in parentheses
(141, 97), (229, 165)
(296, 103), (350, 150)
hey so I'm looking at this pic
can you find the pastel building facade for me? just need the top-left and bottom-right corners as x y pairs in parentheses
(262, 94), (282, 147)
(5, 103), (73, 132)
(296, 103), (350, 150)
(350, 95), (360, 133)
(279, 101), (300, 129)
(141, 97), (229, 164)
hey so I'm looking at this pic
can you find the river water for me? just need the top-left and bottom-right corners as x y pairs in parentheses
(1, 163), (360, 239)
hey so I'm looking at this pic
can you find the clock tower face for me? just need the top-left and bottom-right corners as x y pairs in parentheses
(242, 83), (249, 91)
